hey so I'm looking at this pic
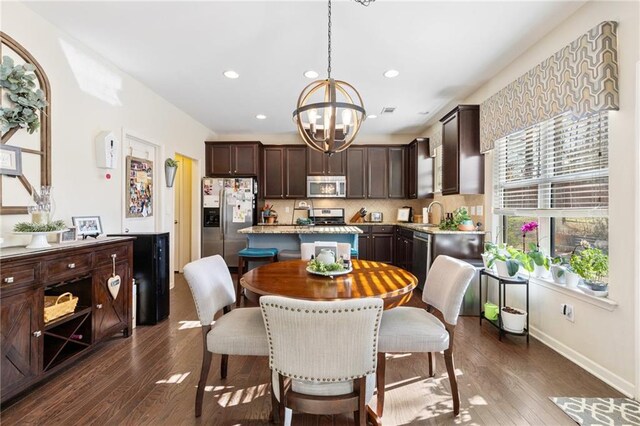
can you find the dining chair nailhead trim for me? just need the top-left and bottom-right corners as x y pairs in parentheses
(261, 302), (382, 381)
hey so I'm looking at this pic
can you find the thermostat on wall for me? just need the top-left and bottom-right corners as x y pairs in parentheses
(95, 131), (119, 169)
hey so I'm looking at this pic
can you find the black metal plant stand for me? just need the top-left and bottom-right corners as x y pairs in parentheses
(479, 269), (529, 343)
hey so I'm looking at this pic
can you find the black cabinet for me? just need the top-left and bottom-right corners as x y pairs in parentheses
(307, 149), (346, 176)
(366, 147), (389, 199)
(261, 146), (307, 199)
(346, 147), (367, 199)
(356, 225), (394, 264)
(394, 227), (414, 271)
(388, 146), (407, 198)
(205, 142), (260, 177)
(109, 232), (170, 325)
(262, 147), (285, 199)
(440, 105), (483, 195)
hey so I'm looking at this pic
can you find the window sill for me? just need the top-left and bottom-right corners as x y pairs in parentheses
(528, 276), (618, 312)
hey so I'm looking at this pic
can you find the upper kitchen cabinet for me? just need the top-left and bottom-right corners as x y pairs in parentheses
(205, 142), (261, 177)
(346, 147), (367, 199)
(440, 105), (484, 195)
(261, 146), (307, 199)
(307, 148), (346, 176)
(388, 146), (407, 199)
(366, 146), (389, 199)
(407, 138), (434, 199)
(346, 145), (407, 199)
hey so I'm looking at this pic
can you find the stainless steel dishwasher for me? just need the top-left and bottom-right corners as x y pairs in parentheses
(412, 231), (485, 315)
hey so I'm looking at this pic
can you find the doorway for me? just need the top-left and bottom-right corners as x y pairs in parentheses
(174, 153), (194, 273)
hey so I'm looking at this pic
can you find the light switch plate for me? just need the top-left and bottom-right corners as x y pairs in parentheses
(470, 206), (476, 215)
(476, 205), (484, 215)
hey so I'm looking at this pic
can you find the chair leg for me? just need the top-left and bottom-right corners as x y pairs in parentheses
(220, 354), (228, 379)
(354, 376), (366, 426)
(444, 350), (460, 416)
(428, 352), (435, 377)
(236, 257), (244, 307)
(270, 379), (280, 424)
(195, 349), (212, 417)
(376, 352), (386, 418)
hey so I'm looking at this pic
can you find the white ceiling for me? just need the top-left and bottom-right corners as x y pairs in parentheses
(26, 1), (585, 136)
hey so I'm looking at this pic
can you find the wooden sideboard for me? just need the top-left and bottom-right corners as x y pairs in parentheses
(0, 237), (134, 405)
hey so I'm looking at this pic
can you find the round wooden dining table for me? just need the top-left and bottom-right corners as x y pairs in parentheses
(240, 259), (417, 309)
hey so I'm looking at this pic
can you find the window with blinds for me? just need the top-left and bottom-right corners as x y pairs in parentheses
(493, 110), (608, 217)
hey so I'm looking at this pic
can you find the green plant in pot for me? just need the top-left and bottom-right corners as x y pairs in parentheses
(439, 207), (474, 231)
(527, 242), (549, 278)
(570, 240), (608, 292)
(549, 255), (569, 284)
(165, 157), (179, 188)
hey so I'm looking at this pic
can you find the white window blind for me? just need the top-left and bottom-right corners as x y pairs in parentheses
(493, 110), (608, 217)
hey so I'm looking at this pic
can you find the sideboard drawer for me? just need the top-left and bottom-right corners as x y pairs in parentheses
(0, 262), (40, 288)
(94, 244), (130, 267)
(44, 253), (92, 282)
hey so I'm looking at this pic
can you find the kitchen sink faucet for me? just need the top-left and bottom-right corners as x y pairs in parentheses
(427, 201), (445, 224)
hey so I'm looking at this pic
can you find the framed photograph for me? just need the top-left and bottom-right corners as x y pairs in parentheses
(397, 208), (411, 222)
(72, 216), (103, 237)
(0, 145), (23, 176)
(126, 156), (153, 218)
(57, 226), (78, 243)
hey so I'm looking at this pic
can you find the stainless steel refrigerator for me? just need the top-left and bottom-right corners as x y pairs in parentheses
(201, 177), (257, 267)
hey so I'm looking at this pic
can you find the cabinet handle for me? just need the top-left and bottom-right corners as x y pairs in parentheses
(4, 276), (14, 284)
(68, 263), (76, 269)
(33, 330), (42, 338)
(96, 304), (103, 309)
(111, 254), (117, 259)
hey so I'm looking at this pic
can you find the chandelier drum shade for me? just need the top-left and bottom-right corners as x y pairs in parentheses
(293, 78), (365, 154)
(293, 0), (372, 155)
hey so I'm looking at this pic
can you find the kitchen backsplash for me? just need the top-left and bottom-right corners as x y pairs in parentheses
(261, 194), (485, 225)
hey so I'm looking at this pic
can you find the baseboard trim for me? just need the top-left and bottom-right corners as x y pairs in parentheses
(529, 326), (635, 397)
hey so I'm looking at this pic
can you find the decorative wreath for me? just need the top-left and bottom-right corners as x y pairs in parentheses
(0, 55), (48, 134)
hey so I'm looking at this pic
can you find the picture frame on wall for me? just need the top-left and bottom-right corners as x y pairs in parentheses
(72, 216), (103, 238)
(126, 156), (153, 218)
(0, 145), (23, 176)
(57, 226), (78, 243)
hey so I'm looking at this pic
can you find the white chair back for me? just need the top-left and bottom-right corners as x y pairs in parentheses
(422, 255), (476, 325)
(183, 255), (236, 326)
(260, 296), (382, 383)
(300, 242), (351, 261)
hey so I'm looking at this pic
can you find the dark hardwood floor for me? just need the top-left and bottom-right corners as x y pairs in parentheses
(1, 273), (622, 425)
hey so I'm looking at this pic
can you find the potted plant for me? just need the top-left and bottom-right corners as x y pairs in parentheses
(570, 240), (609, 294)
(490, 245), (529, 278)
(550, 256), (569, 284)
(438, 207), (475, 231)
(165, 158), (179, 188)
(527, 243), (549, 278)
(501, 306), (527, 333)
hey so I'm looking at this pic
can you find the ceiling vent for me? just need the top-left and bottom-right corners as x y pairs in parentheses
(380, 106), (396, 115)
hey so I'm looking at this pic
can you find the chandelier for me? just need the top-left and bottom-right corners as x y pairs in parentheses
(293, 0), (374, 155)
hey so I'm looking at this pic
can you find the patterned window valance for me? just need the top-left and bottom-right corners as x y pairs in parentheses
(480, 21), (618, 153)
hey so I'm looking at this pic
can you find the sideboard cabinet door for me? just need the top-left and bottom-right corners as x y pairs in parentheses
(93, 262), (130, 342)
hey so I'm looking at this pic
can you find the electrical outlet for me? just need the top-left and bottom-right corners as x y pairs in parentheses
(470, 206), (476, 215)
(560, 303), (575, 322)
(476, 205), (483, 216)
(284, 206), (290, 213)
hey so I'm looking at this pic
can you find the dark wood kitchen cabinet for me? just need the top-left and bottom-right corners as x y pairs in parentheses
(407, 138), (434, 199)
(0, 238), (133, 405)
(346, 147), (367, 199)
(366, 147), (389, 199)
(205, 142), (260, 177)
(440, 105), (483, 195)
(262, 146), (307, 199)
(388, 146), (407, 198)
(307, 148), (345, 176)
(356, 225), (394, 264)
(356, 226), (371, 260)
(394, 227), (414, 271)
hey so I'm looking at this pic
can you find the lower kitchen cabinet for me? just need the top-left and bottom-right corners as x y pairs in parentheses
(371, 233), (394, 264)
(356, 225), (394, 264)
(395, 227), (414, 271)
(0, 238), (133, 405)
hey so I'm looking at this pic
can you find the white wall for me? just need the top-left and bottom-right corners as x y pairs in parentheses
(1, 3), (215, 275)
(424, 0), (639, 397)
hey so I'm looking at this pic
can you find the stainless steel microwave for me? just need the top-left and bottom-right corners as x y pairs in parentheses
(307, 176), (346, 198)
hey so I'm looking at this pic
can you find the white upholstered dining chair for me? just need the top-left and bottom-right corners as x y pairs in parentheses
(376, 255), (475, 417)
(183, 255), (269, 417)
(260, 295), (383, 426)
(300, 242), (351, 260)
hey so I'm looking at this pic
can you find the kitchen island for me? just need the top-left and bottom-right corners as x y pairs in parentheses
(237, 225), (362, 255)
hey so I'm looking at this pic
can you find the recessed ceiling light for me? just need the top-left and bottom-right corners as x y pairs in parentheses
(367, 114), (377, 119)
(383, 69), (400, 78)
(256, 114), (267, 120)
(223, 70), (239, 79)
(304, 70), (319, 79)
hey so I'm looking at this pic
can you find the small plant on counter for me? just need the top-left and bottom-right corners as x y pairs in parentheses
(13, 220), (66, 233)
(570, 240), (608, 288)
(439, 207), (472, 231)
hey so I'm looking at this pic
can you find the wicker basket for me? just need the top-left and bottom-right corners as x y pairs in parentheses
(44, 292), (78, 323)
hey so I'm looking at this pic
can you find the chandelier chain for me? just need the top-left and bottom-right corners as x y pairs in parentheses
(327, 0), (332, 79)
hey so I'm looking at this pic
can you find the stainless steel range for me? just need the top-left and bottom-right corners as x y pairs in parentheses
(308, 208), (346, 225)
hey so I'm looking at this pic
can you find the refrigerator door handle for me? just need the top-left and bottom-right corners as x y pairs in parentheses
(220, 188), (226, 235)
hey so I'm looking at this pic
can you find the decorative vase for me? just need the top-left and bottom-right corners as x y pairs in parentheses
(565, 271), (581, 288)
(165, 165), (177, 188)
(501, 307), (527, 333)
(533, 264), (548, 279)
(316, 249), (336, 265)
(550, 265), (567, 284)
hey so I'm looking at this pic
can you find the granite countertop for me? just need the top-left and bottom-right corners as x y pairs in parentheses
(347, 222), (487, 234)
(238, 225), (363, 234)
(0, 236), (135, 260)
